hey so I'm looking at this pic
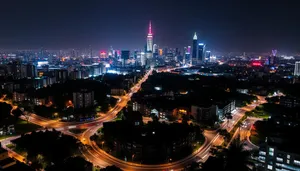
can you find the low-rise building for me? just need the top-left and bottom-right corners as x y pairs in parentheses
(111, 88), (125, 96)
(13, 91), (28, 102)
(280, 96), (300, 108)
(217, 100), (236, 120)
(191, 105), (218, 124)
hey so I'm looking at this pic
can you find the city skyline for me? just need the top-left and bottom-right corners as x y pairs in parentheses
(0, 0), (300, 53)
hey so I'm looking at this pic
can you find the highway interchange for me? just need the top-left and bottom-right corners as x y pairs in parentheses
(0, 68), (267, 170)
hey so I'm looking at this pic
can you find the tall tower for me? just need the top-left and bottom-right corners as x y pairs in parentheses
(198, 43), (206, 62)
(192, 32), (198, 65)
(147, 21), (153, 52)
(294, 61), (300, 76)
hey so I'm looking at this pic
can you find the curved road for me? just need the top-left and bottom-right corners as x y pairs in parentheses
(1, 68), (263, 170)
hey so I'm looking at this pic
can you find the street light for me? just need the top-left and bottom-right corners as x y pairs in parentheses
(101, 141), (104, 149)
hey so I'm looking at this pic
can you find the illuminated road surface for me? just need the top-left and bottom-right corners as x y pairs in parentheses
(0, 70), (272, 170)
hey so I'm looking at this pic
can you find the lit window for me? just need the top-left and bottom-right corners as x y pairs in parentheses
(267, 165), (273, 170)
(287, 160), (290, 164)
(276, 157), (283, 162)
(269, 152), (274, 156)
(294, 160), (300, 166)
(287, 155), (290, 159)
(269, 148), (274, 152)
(259, 151), (266, 156)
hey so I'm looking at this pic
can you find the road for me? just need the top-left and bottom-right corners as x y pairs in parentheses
(226, 96), (267, 149)
(0, 69), (268, 170)
(78, 97), (263, 170)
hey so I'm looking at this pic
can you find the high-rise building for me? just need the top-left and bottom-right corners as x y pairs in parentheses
(146, 21), (153, 52)
(141, 52), (146, 66)
(153, 44), (158, 53)
(198, 43), (206, 63)
(205, 51), (211, 62)
(192, 32), (198, 65)
(294, 61), (300, 76)
(121, 50), (130, 67)
(73, 89), (94, 108)
(26, 64), (37, 78)
(153, 44), (158, 58)
(158, 49), (163, 56)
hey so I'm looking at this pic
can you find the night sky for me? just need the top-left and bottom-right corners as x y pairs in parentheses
(0, 0), (299, 52)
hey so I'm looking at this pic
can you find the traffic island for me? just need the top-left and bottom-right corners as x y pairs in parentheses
(91, 119), (204, 164)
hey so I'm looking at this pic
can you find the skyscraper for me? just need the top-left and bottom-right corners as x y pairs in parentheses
(294, 61), (300, 76)
(121, 50), (130, 67)
(141, 52), (146, 66)
(192, 32), (198, 65)
(153, 44), (158, 54)
(147, 21), (153, 52)
(205, 51), (211, 62)
(198, 43), (206, 63)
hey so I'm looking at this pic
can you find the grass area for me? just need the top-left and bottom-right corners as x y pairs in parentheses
(192, 142), (203, 152)
(245, 105), (270, 119)
(69, 128), (87, 134)
(6, 143), (15, 149)
(15, 119), (41, 134)
(0, 135), (13, 140)
(97, 127), (103, 134)
(249, 134), (260, 146)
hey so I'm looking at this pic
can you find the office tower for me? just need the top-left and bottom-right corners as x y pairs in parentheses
(187, 46), (191, 54)
(205, 51), (211, 62)
(192, 32), (198, 65)
(73, 89), (94, 108)
(26, 64), (37, 78)
(114, 51), (118, 59)
(198, 43), (206, 63)
(158, 49), (163, 56)
(141, 52), (146, 66)
(153, 44), (158, 58)
(153, 44), (158, 53)
(146, 21), (153, 52)
(121, 50), (130, 67)
(294, 61), (300, 76)
(55, 69), (68, 83)
(269, 49), (278, 65)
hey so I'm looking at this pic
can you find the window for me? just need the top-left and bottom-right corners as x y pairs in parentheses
(267, 165), (273, 170)
(276, 157), (283, 162)
(287, 160), (290, 164)
(269, 147), (274, 152)
(269, 151), (274, 156)
(294, 160), (300, 166)
(287, 155), (290, 159)
(259, 151), (266, 156)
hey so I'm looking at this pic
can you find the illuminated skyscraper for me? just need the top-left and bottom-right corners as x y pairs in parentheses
(192, 32), (198, 65)
(205, 51), (211, 61)
(198, 43), (206, 62)
(294, 61), (300, 76)
(141, 52), (146, 66)
(121, 50), (130, 67)
(153, 44), (158, 53)
(147, 21), (153, 52)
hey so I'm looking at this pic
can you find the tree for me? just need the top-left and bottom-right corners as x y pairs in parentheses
(223, 139), (251, 171)
(12, 108), (23, 121)
(218, 129), (230, 142)
(100, 165), (122, 171)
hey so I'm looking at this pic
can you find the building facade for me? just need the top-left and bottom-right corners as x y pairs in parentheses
(72, 89), (94, 108)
